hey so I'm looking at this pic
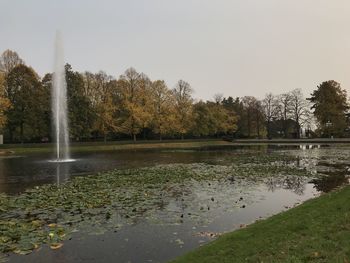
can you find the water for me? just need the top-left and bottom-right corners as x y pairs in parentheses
(1, 145), (349, 262)
(52, 31), (70, 161)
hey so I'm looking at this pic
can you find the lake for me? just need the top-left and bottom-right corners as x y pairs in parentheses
(0, 144), (349, 262)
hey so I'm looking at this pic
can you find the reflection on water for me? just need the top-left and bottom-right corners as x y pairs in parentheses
(299, 144), (321, 150)
(0, 143), (337, 195)
(265, 176), (306, 195)
(311, 173), (350, 192)
(55, 163), (70, 186)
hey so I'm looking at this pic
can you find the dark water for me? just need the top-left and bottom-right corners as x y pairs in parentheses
(1, 144), (350, 263)
(0, 144), (328, 194)
(0, 150), (227, 194)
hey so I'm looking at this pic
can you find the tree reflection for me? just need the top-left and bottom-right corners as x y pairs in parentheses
(311, 172), (349, 193)
(265, 176), (306, 195)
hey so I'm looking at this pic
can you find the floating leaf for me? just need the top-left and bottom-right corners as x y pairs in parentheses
(50, 243), (63, 250)
(175, 239), (184, 245)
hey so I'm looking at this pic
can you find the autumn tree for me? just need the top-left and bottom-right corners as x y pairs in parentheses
(150, 80), (175, 140)
(309, 80), (349, 137)
(138, 74), (154, 139)
(173, 80), (193, 139)
(207, 101), (237, 136)
(117, 68), (150, 141)
(192, 99), (237, 138)
(192, 101), (212, 136)
(222, 97), (244, 138)
(0, 73), (11, 131)
(83, 71), (118, 142)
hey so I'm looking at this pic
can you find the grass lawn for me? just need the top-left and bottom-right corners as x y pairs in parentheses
(0, 139), (231, 154)
(172, 186), (350, 263)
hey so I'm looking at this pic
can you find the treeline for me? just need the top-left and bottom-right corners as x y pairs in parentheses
(0, 49), (349, 143)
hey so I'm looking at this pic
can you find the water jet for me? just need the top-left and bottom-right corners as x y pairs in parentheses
(51, 31), (71, 162)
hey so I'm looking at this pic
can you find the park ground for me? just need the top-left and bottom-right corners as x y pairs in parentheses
(172, 185), (350, 263)
(0, 139), (231, 154)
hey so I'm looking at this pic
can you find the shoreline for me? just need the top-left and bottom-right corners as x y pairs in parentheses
(1, 138), (350, 155)
(172, 186), (350, 262)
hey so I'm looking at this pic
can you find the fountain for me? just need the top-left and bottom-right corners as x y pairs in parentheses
(51, 31), (73, 163)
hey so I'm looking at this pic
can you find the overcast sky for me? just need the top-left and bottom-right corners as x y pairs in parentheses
(1, 0), (350, 100)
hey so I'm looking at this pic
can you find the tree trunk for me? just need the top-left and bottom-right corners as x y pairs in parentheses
(284, 120), (288, 138)
(247, 111), (251, 138)
(295, 120), (300, 139)
(20, 121), (24, 144)
(8, 127), (13, 143)
(104, 133), (107, 144)
(133, 133), (136, 142)
(283, 110), (288, 138)
(143, 128), (146, 140)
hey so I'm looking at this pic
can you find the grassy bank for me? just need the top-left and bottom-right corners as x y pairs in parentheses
(172, 186), (350, 263)
(3, 138), (350, 155)
(0, 139), (231, 154)
(233, 138), (350, 144)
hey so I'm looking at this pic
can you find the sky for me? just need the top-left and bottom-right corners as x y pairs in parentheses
(1, 0), (350, 100)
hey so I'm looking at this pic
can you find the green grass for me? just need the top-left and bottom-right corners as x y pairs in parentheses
(0, 139), (231, 154)
(172, 186), (350, 263)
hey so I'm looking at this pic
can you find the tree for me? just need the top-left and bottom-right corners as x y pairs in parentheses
(262, 93), (278, 139)
(290, 89), (310, 138)
(277, 92), (292, 138)
(242, 96), (265, 138)
(65, 64), (95, 140)
(0, 50), (24, 74)
(308, 80), (349, 137)
(222, 97), (244, 138)
(213, 93), (223, 104)
(173, 80), (193, 139)
(192, 101), (212, 137)
(207, 101), (237, 136)
(5, 65), (49, 142)
(82, 71), (118, 143)
(0, 73), (11, 131)
(117, 68), (148, 141)
(138, 73), (153, 139)
(150, 80), (174, 140)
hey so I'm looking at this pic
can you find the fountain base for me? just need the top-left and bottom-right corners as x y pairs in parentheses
(48, 159), (76, 163)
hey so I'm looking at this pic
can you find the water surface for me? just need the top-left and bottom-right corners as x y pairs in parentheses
(1, 144), (349, 262)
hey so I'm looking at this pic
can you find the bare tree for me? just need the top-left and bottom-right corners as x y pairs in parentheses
(262, 93), (278, 139)
(277, 93), (292, 138)
(213, 93), (223, 104)
(0, 50), (24, 74)
(290, 89), (310, 138)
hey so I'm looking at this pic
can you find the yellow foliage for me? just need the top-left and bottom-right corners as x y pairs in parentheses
(0, 73), (11, 130)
